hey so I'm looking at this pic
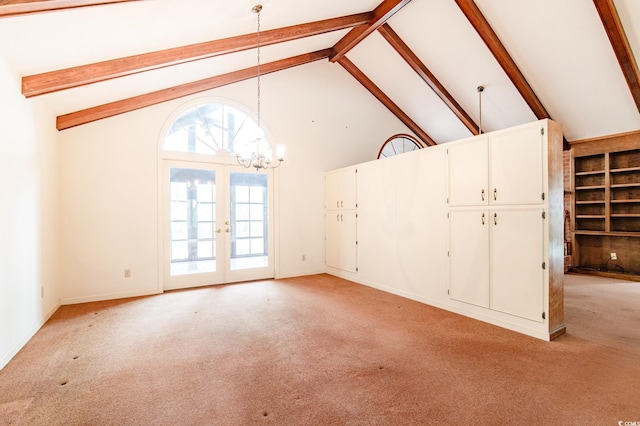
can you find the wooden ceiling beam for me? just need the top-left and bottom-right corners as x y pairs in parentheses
(330, 0), (412, 63)
(593, 0), (640, 113)
(378, 23), (479, 135)
(56, 49), (332, 131)
(23, 12), (372, 98)
(454, 0), (549, 120)
(337, 56), (436, 146)
(0, 0), (140, 18)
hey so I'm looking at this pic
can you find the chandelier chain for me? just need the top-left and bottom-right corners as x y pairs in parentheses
(256, 6), (261, 129)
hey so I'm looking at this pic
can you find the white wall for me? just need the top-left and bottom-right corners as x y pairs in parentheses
(58, 60), (411, 301)
(0, 53), (60, 370)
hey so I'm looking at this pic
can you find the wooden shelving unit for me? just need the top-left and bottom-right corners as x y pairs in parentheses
(570, 132), (640, 279)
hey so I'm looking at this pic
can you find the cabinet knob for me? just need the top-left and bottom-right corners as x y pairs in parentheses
(216, 229), (221, 234)
(494, 212), (497, 225)
(481, 212), (485, 225)
(337, 201), (340, 208)
(481, 189), (485, 201)
(341, 200), (344, 208)
(493, 188), (497, 201)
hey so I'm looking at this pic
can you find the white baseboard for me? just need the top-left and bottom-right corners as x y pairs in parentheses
(61, 289), (161, 305)
(0, 300), (61, 371)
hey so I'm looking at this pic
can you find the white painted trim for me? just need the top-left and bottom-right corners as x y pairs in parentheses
(0, 300), (61, 370)
(60, 290), (160, 305)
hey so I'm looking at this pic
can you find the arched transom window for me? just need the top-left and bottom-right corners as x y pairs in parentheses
(377, 134), (423, 159)
(163, 102), (270, 157)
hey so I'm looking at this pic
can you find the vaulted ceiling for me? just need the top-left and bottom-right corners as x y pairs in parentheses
(1, 0), (639, 145)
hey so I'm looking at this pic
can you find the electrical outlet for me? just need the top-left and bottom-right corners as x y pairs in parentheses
(610, 253), (617, 260)
(124, 269), (131, 278)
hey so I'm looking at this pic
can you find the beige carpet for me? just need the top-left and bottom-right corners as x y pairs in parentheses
(0, 273), (638, 425)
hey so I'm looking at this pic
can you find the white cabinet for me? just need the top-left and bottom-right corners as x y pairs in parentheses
(449, 209), (490, 307)
(490, 208), (544, 321)
(448, 120), (552, 324)
(448, 137), (489, 206)
(490, 125), (544, 205)
(325, 211), (357, 272)
(326, 167), (357, 210)
(448, 125), (544, 207)
(325, 167), (358, 273)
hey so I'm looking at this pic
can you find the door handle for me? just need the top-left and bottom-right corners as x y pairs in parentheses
(494, 212), (497, 225)
(481, 212), (485, 225)
(493, 188), (497, 201)
(481, 189), (485, 201)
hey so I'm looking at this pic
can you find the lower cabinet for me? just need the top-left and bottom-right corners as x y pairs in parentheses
(449, 209), (490, 307)
(326, 211), (357, 273)
(449, 208), (545, 322)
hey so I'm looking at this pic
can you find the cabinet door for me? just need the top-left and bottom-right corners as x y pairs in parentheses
(449, 209), (490, 308)
(325, 168), (357, 210)
(490, 208), (544, 322)
(325, 212), (357, 273)
(490, 124), (543, 205)
(448, 137), (489, 206)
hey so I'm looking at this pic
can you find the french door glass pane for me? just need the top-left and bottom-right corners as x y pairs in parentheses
(230, 172), (268, 271)
(169, 168), (216, 276)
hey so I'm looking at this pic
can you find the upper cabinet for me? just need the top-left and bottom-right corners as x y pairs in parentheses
(448, 123), (545, 207)
(326, 167), (357, 211)
(448, 137), (489, 206)
(490, 124), (544, 205)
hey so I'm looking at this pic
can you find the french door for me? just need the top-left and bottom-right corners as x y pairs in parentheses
(162, 161), (274, 290)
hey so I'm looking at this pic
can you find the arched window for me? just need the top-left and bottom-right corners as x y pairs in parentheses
(163, 102), (270, 158)
(377, 134), (423, 159)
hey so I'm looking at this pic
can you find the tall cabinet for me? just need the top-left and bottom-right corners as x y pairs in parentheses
(448, 120), (564, 331)
(325, 167), (358, 273)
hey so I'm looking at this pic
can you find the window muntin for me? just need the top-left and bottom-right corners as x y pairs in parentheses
(163, 103), (271, 158)
(378, 134), (423, 159)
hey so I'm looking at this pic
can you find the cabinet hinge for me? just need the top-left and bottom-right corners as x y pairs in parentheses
(542, 211), (546, 219)
(541, 128), (545, 135)
(542, 262), (546, 270)
(541, 192), (545, 201)
(542, 312), (546, 320)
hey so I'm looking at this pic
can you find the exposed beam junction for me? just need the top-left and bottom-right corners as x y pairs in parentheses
(330, 0), (412, 63)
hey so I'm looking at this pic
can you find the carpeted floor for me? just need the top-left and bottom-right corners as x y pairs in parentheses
(0, 273), (638, 425)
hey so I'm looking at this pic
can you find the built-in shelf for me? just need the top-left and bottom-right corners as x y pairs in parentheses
(571, 145), (640, 280)
(575, 185), (606, 190)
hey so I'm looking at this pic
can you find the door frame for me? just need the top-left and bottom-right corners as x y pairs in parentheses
(157, 151), (280, 292)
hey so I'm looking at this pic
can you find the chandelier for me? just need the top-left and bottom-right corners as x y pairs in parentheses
(236, 4), (286, 171)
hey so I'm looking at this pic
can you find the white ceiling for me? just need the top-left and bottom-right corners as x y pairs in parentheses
(1, 0), (639, 142)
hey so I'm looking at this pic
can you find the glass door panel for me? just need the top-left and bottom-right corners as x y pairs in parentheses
(225, 169), (274, 283)
(164, 163), (224, 290)
(163, 162), (274, 290)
